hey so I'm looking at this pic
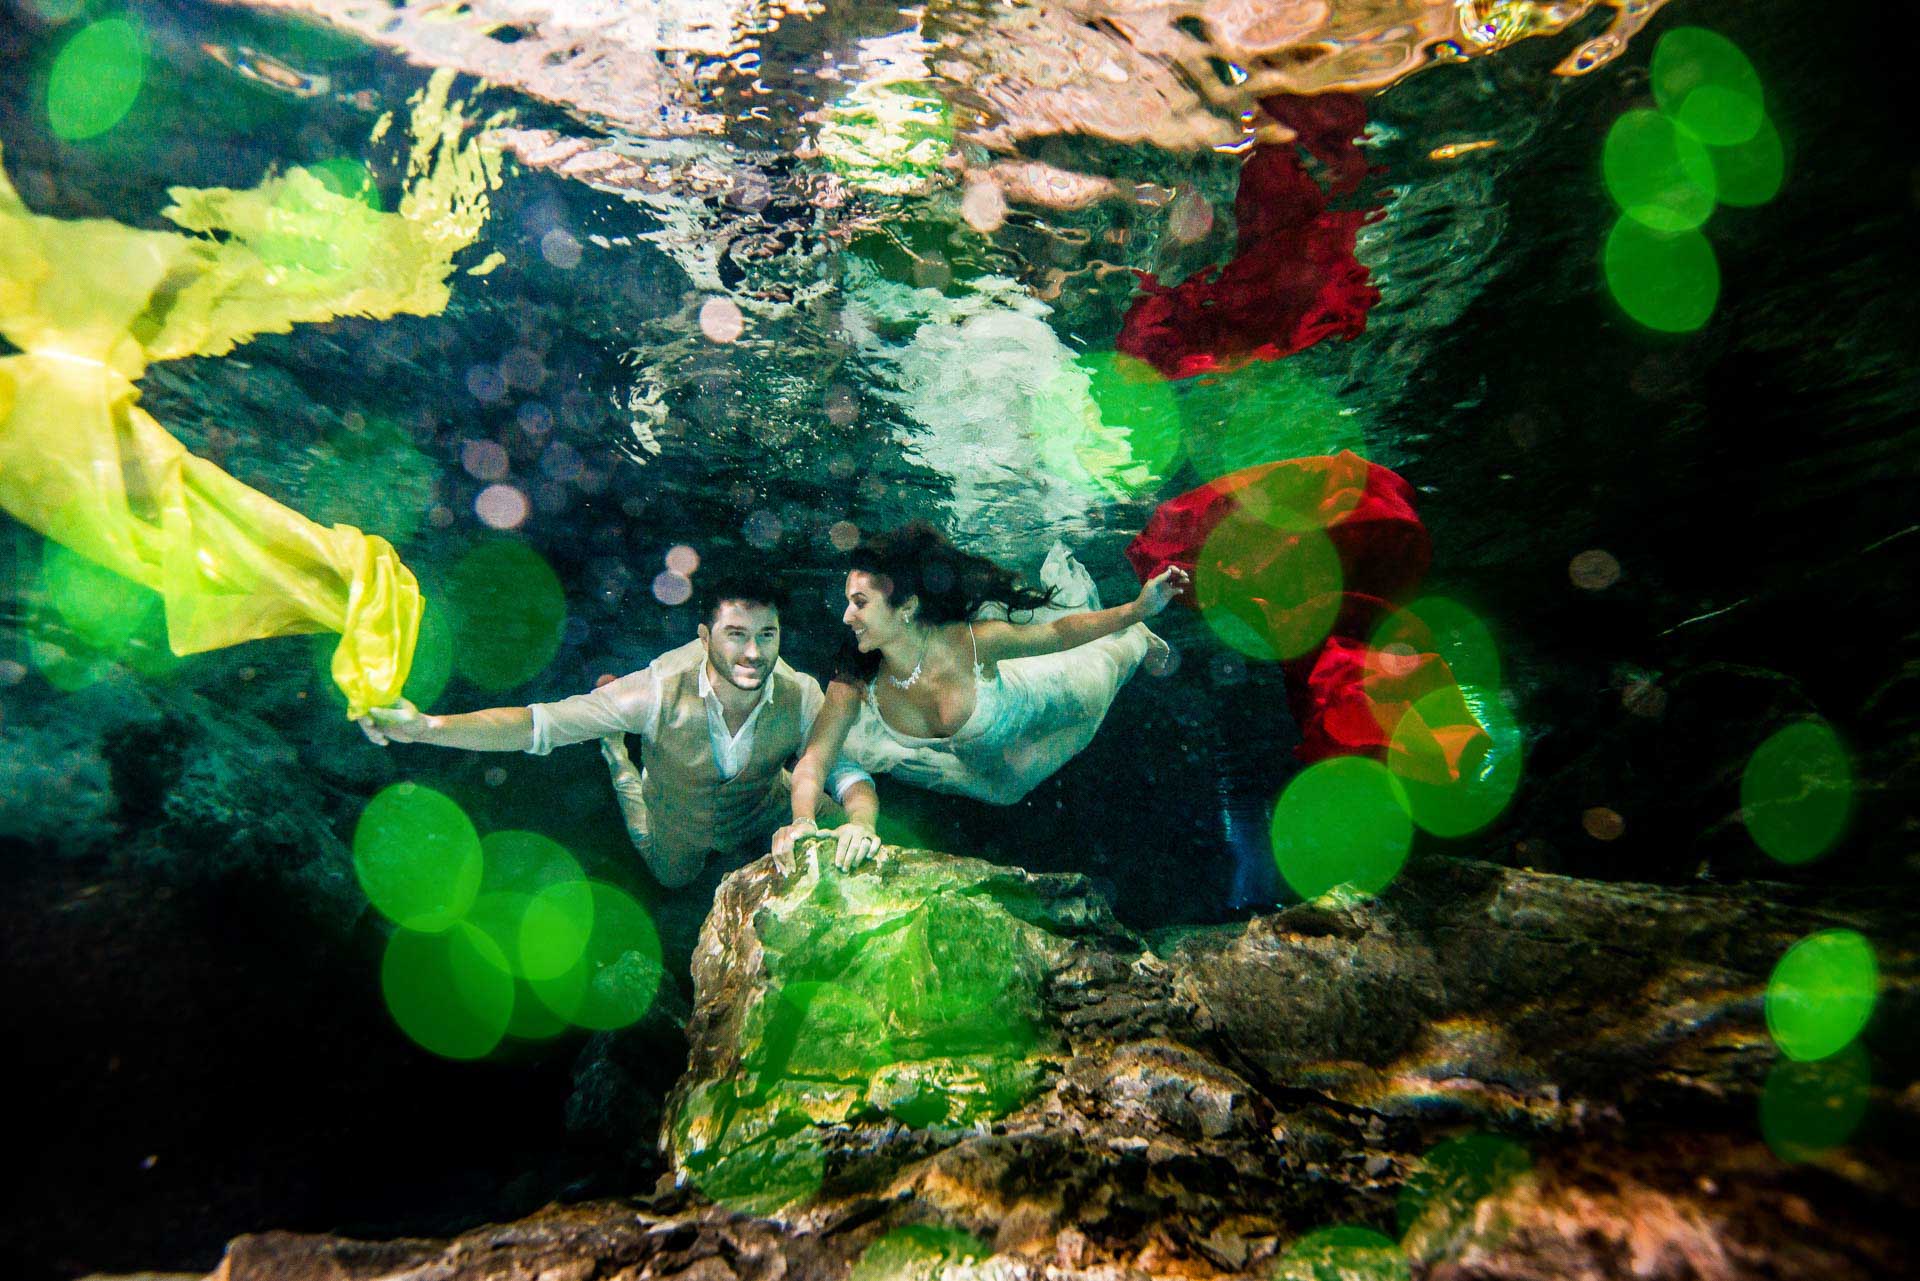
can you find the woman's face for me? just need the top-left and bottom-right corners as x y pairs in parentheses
(843, 570), (912, 652)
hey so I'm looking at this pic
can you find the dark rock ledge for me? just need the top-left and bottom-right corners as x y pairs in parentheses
(117, 846), (1917, 1281)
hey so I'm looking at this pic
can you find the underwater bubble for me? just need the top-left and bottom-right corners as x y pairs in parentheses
(828, 521), (861, 553)
(699, 297), (745, 343)
(665, 544), (700, 576)
(47, 17), (145, 141)
(0, 660), (24, 686)
(483, 766), (507, 787)
(380, 923), (514, 1060)
(462, 439), (510, 481)
(1270, 756), (1414, 900)
(1711, 115), (1785, 207)
(824, 386), (859, 426)
(1396, 1132), (1532, 1237)
(353, 782), (483, 931)
(851, 1225), (991, 1281)
(1167, 187), (1214, 244)
(1766, 929), (1878, 1062)
(1196, 509), (1343, 661)
(516, 401), (554, 435)
(1604, 218), (1720, 333)
(1761, 1040), (1871, 1161)
(1568, 548), (1621, 590)
(1369, 597), (1503, 698)
(1741, 719), (1853, 864)
(528, 881), (663, 1030)
(1389, 684), (1524, 838)
(446, 539), (566, 690)
(540, 227), (583, 269)
(1652, 27), (1766, 146)
(499, 346), (545, 391)
(653, 570), (693, 606)
(1271, 1226), (1409, 1281)
(474, 484), (530, 530)
(1603, 110), (1718, 232)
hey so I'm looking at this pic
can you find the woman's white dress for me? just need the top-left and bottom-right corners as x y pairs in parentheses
(844, 544), (1152, 804)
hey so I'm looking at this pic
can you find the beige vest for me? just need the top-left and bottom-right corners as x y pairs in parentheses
(639, 639), (803, 865)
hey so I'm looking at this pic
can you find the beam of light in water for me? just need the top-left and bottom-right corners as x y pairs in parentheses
(1270, 756), (1413, 901)
(352, 781), (484, 933)
(1741, 719), (1853, 865)
(46, 16), (146, 141)
(1765, 929), (1879, 1063)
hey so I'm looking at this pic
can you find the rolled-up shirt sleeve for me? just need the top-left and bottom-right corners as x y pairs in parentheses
(526, 668), (660, 756)
(797, 674), (873, 803)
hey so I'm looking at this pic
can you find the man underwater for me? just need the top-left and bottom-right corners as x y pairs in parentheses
(360, 571), (880, 886)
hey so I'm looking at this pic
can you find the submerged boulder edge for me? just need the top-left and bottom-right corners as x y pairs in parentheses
(183, 843), (1915, 1279)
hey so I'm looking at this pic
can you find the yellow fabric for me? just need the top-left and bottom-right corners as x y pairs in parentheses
(0, 71), (501, 717)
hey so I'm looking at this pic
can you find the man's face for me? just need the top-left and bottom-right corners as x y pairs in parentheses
(699, 600), (780, 691)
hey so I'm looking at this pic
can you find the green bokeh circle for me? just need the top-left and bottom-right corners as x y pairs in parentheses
(352, 782), (483, 931)
(1765, 929), (1878, 1062)
(1760, 1040), (1871, 1161)
(1180, 361), (1369, 478)
(1388, 684), (1524, 838)
(529, 881), (663, 1030)
(42, 542), (160, 654)
(1196, 510), (1343, 661)
(1272, 1226), (1409, 1281)
(1270, 756), (1414, 900)
(1741, 719), (1851, 864)
(47, 18), (145, 141)
(1604, 218), (1720, 333)
(1712, 115), (1784, 207)
(1652, 26), (1765, 146)
(1396, 1132), (1532, 1236)
(446, 539), (567, 691)
(1369, 597), (1502, 697)
(380, 923), (515, 1059)
(476, 830), (594, 980)
(1603, 110), (1718, 232)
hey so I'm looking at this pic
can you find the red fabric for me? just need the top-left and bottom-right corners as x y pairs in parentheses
(1116, 93), (1380, 379)
(1127, 453), (1488, 775)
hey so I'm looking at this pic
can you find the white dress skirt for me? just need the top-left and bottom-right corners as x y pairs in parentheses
(843, 544), (1152, 804)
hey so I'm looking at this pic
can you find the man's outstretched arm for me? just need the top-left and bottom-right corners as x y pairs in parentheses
(360, 701), (534, 751)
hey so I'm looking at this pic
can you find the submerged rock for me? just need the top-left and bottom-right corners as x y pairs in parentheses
(181, 841), (1912, 1279)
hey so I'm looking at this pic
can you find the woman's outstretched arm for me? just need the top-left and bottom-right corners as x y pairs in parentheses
(973, 565), (1187, 663)
(774, 679), (877, 870)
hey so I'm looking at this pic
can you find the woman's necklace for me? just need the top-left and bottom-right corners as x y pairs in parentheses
(887, 630), (931, 690)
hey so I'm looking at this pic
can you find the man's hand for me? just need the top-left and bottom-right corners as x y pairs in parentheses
(770, 818), (819, 875)
(825, 821), (883, 873)
(359, 698), (429, 746)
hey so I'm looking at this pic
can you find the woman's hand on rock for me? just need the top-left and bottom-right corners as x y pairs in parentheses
(826, 822), (883, 873)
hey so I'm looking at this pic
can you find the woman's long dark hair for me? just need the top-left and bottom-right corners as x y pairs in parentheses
(832, 521), (1054, 685)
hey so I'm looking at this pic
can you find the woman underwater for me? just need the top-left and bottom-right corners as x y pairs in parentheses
(775, 522), (1186, 865)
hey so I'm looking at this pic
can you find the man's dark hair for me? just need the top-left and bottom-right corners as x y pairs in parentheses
(697, 568), (788, 626)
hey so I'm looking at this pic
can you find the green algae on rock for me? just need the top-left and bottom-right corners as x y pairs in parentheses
(668, 846), (1072, 1214)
